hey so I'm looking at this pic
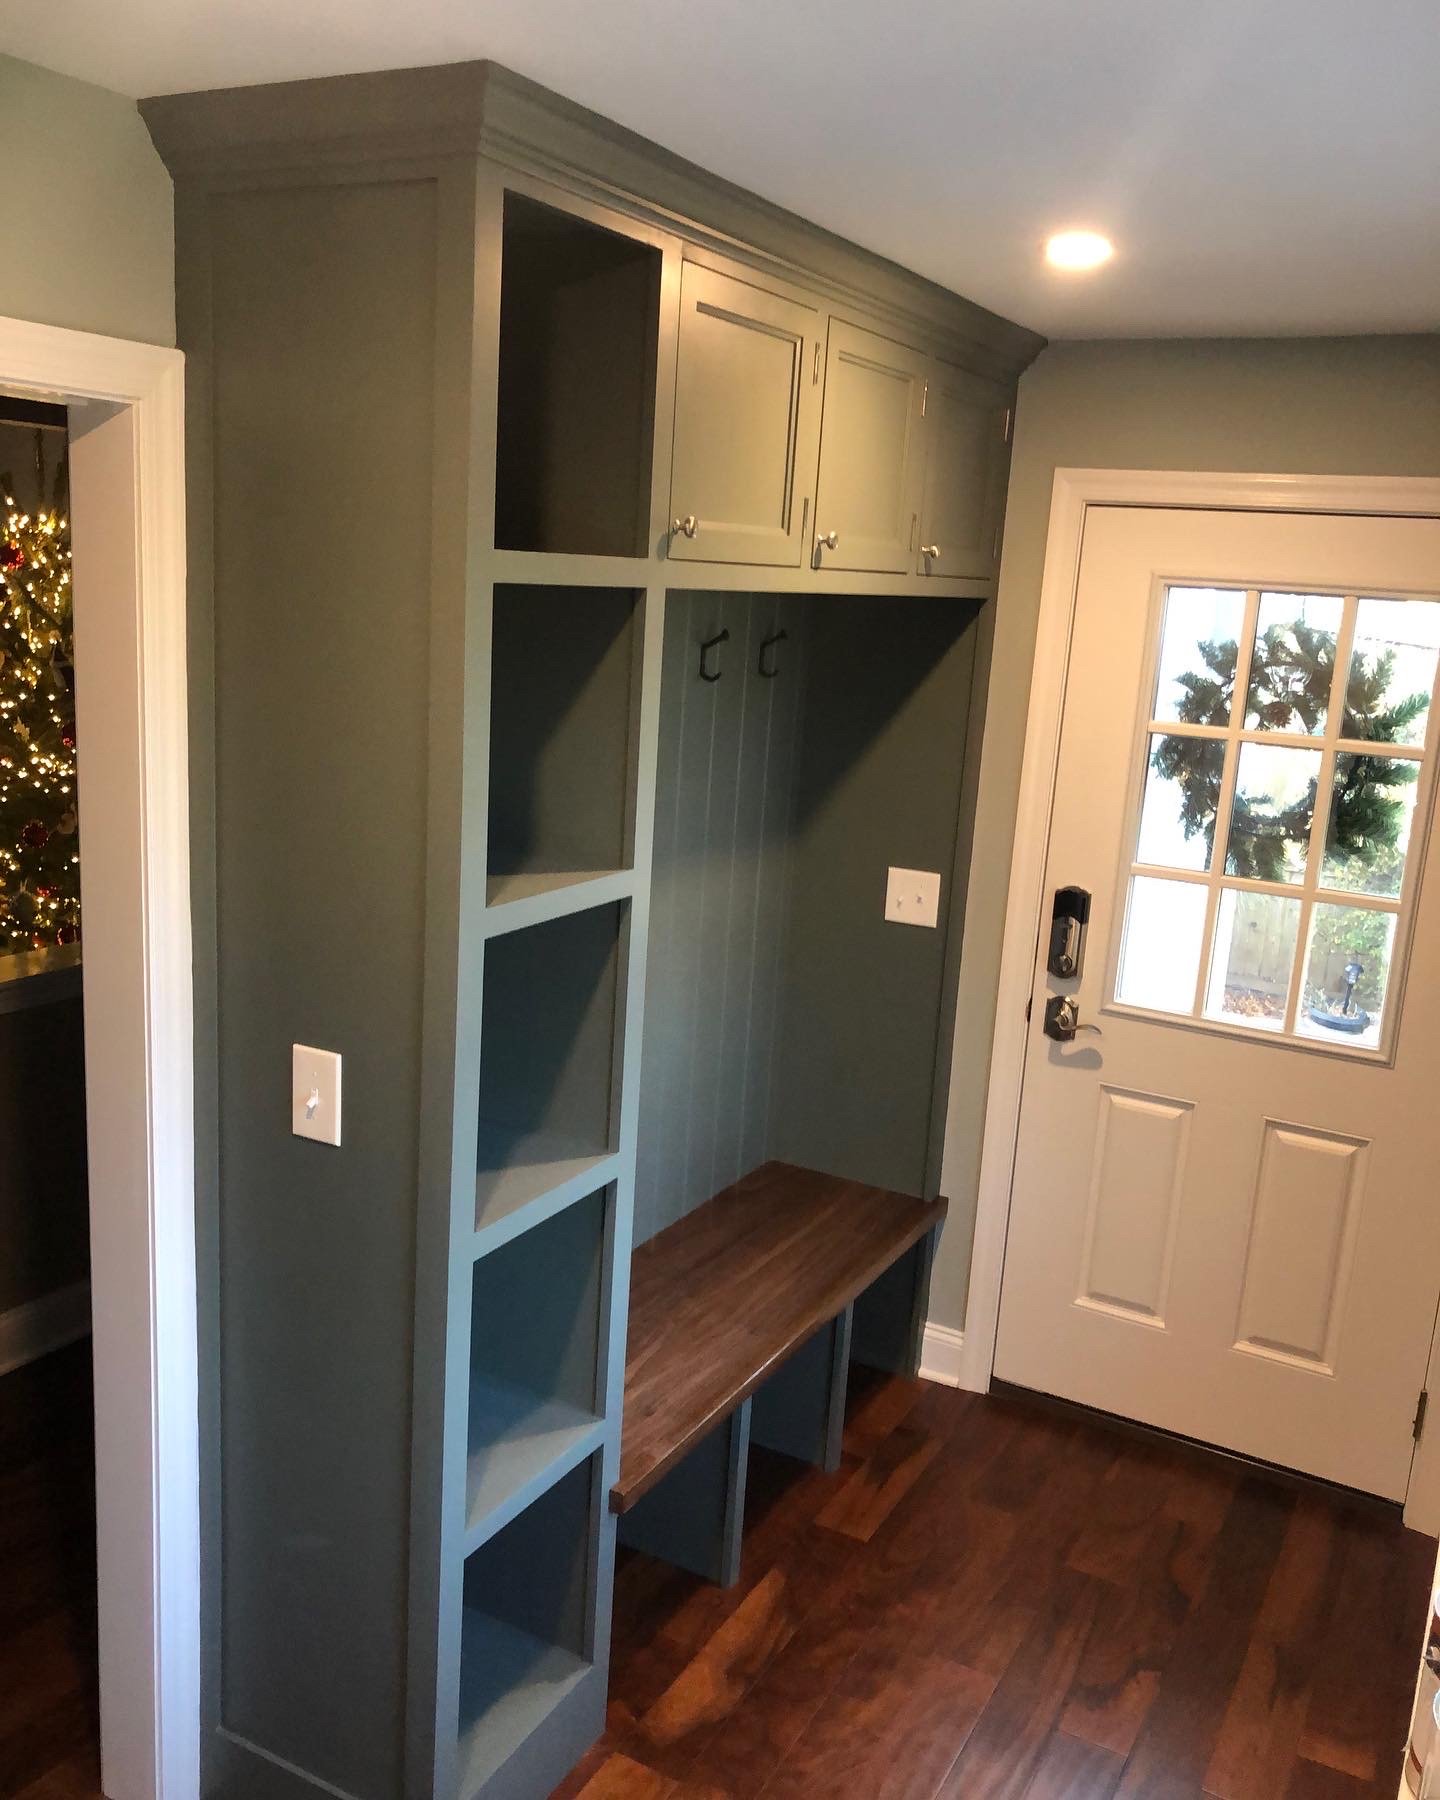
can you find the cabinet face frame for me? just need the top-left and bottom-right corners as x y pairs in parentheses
(812, 317), (931, 575)
(666, 260), (823, 569)
(916, 362), (1013, 581)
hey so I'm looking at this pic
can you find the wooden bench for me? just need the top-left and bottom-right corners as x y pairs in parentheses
(612, 1161), (946, 1584)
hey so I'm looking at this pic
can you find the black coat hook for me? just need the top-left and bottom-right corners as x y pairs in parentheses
(758, 628), (788, 679)
(699, 627), (730, 683)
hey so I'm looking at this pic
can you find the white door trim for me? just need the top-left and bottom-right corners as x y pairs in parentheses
(962, 467), (1440, 1529)
(0, 314), (198, 1796)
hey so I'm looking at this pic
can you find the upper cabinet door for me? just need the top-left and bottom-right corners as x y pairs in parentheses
(812, 320), (928, 575)
(667, 262), (822, 567)
(916, 364), (1012, 580)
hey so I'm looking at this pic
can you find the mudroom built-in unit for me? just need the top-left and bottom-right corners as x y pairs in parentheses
(143, 62), (1042, 1800)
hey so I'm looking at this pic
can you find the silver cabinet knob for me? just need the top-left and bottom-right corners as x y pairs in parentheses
(922, 544), (940, 561)
(672, 514), (699, 540)
(816, 530), (839, 553)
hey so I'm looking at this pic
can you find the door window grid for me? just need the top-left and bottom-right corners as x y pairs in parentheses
(1112, 583), (1440, 1056)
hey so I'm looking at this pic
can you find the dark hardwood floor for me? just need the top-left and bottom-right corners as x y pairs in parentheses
(0, 1341), (100, 1800)
(2, 1348), (1429, 1800)
(556, 1371), (1434, 1800)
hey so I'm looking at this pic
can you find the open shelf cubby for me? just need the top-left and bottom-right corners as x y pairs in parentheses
(476, 902), (626, 1230)
(458, 1454), (599, 1796)
(494, 192), (660, 557)
(487, 585), (640, 910)
(466, 1185), (609, 1544)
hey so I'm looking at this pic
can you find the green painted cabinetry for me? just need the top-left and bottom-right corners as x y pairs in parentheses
(143, 56), (1041, 1800)
(916, 362), (1013, 580)
(667, 262), (823, 568)
(812, 319), (930, 574)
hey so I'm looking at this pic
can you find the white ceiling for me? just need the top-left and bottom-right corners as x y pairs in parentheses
(11, 0), (1440, 339)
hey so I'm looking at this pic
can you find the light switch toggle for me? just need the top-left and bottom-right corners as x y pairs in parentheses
(884, 867), (942, 929)
(292, 1044), (342, 1146)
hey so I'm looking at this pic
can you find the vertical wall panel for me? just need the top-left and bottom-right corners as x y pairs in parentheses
(635, 592), (803, 1239)
(683, 595), (748, 1213)
(639, 593), (976, 1231)
(740, 597), (806, 1177)
(772, 598), (978, 1196)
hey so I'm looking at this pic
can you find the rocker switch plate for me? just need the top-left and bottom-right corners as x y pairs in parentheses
(884, 867), (942, 929)
(292, 1044), (342, 1147)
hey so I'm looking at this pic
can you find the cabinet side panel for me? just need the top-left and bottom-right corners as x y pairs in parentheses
(209, 177), (437, 1798)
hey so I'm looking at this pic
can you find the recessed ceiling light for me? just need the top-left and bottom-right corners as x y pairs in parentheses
(1045, 230), (1114, 272)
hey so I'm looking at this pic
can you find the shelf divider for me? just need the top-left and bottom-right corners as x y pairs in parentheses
(483, 867), (634, 938)
(465, 1381), (606, 1552)
(472, 1150), (621, 1260)
(475, 1126), (616, 1238)
(489, 548), (655, 588)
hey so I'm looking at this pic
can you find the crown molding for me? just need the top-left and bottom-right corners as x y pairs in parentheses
(141, 60), (1044, 379)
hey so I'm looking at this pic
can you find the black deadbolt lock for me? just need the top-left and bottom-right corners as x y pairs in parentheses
(1047, 885), (1092, 980)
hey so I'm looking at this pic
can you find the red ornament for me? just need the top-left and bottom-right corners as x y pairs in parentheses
(61, 720), (76, 748)
(0, 541), (23, 572)
(20, 819), (49, 849)
(56, 925), (78, 945)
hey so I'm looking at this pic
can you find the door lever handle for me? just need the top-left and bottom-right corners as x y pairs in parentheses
(1043, 995), (1102, 1044)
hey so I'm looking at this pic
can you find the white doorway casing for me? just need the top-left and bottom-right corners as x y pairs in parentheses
(961, 467), (1440, 1534)
(0, 315), (197, 1797)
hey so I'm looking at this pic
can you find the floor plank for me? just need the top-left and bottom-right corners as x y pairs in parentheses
(1023, 1730), (1125, 1800)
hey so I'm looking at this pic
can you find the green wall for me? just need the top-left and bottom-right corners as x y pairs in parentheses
(933, 334), (1440, 1331)
(0, 55), (173, 346)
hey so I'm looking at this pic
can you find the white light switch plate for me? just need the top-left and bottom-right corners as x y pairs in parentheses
(885, 867), (942, 929)
(292, 1044), (342, 1146)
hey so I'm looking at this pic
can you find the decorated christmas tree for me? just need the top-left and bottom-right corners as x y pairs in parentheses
(0, 444), (79, 955)
(1155, 612), (1422, 884)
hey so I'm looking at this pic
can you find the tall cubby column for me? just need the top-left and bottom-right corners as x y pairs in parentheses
(423, 161), (681, 1800)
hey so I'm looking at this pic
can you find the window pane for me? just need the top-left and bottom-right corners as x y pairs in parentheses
(1244, 592), (1343, 735)
(1297, 904), (1396, 1050)
(1320, 752), (1420, 898)
(1137, 733), (1225, 871)
(1224, 743), (1320, 884)
(1116, 875), (1207, 1014)
(1152, 586), (1247, 726)
(1344, 597), (1440, 749)
(1204, 889), (1300, 1031)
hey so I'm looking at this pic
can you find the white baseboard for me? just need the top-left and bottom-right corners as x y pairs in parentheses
(919, 1321), (966, 1388)
(0, 1279), (92, 1378)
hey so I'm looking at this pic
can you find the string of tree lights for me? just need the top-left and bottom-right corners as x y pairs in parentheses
(0, 448), (79, 954)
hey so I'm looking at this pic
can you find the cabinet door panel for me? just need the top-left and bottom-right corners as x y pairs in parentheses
(668, 263), (820, 567)
(917, 365), (1011, 580)
(813, 320), (928, 574)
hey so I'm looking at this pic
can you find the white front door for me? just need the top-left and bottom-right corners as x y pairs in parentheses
(995, 505), (1440, 1500)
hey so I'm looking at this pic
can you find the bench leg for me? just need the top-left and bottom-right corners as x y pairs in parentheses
(751, 1307), (853, 1473)
(851, 1225), (939, 1377)
(616, 1399), (751, 1587)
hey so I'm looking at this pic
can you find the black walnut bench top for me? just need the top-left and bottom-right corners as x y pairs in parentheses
(613, 1161), (946, 1513)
